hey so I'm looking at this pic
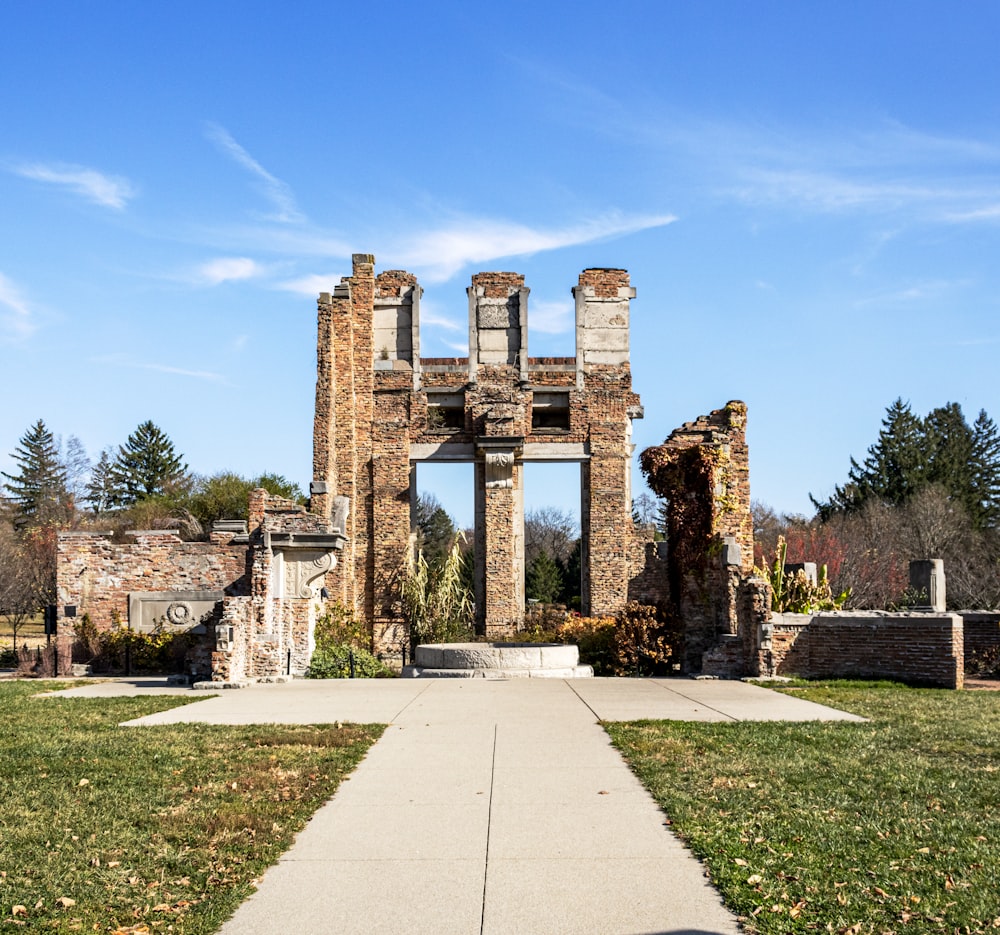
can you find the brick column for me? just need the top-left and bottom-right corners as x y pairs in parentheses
(583, 423), (631, 617)
(475, 445), (524, 637)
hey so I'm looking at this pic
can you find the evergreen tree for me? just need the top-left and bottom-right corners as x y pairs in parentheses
(558, 538), (583, 606)
(84, 447), (117, 514)
(812, 399), (926, 519)
(971, 409), (1000, 529)
(1, 419), (69, 524)
(812, 399), (1000, 530)
(924, 402), (977, 517)
(109, 421), (188, 505)
(413, 493), (457, 569)
(526, 549), (564, 604)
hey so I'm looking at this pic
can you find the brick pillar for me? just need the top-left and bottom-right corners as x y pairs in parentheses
(371, 404), (412, 655)
(583, 423), (631, 617)
(475, 449), (524, 636)
(311, 292), (337, 520)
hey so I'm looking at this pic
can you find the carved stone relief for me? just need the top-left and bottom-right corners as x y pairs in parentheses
(485, 451), (515, 489)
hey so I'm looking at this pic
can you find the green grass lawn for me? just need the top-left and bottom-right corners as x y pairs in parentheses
(0, 681), (383, 932)
(607, 681), (1000, 935)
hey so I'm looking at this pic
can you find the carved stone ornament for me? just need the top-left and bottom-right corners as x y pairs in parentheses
(485, 451), (515, 489)
(283, 550), (336, 598)
(165, 601), (193, 626)
(477, 298), (516, 330)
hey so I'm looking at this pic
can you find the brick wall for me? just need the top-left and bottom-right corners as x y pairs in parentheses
(763, 612), (964, 689)
(639, 401), (764, 674)
(313, 257), (646, 650)
(960, 611), (1000, 666)
(56, 531), (248, 635)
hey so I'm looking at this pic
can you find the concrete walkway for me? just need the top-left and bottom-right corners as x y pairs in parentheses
(55, 678), (862, 934)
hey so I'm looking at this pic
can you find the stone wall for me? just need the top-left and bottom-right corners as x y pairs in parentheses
(639, 401), (766, 674)
(56, 530), (248, 634)
(762, 611), (964, 689)
(311, 255), (646, 653)
(55, 491), (343, 683)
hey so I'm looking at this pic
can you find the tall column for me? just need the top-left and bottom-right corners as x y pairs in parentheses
(474, 443), (524, 637)
(583, 423), (631, 617)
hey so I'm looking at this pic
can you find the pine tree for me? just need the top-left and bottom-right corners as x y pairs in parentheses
(526, 550), (564, 604)
(413, 494), (457, 569)
(84, 448), (117, 514)
(812, 399), (1000, 530)
(812, 399), (926, 519)
(1, 419), (69, 524)
(109, 421), (188, 505)
(971, 409), (1000, 528)
(924, 402), (977, 517)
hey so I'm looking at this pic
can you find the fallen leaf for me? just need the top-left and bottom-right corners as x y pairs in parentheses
(77, 779), (89, 787)
(11, 906), (27, 917)
(597, 790), (609, 795)
(917, 847), (931, 854)
(734, 858), (748, 866)
(56, 897), (76, 908)
(747, 874), (763, 885)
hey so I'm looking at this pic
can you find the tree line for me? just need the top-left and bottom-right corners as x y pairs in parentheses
(1, 418), (303, 533)
(760, 399), (1000, 610)
(0, 418), (304, 649)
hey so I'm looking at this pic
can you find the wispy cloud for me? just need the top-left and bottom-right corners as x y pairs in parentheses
(197, 256), (262, 285)
(853, 279), (964, 308)
(0, 272), (37, 341)
(529, 299), (573, 334)
(10, 161), (135, 209)
(419, 300), (464, 333)
(93, 354), (228, 384)
(205, 123), (303, 223)
(389, 212), (677, 282)
(277, 272), (341, 296)
(274, 211), (675, 292)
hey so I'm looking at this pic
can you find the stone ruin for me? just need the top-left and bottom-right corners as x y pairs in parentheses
(310, 255), (649, 655)
(55, 252), (787, 683)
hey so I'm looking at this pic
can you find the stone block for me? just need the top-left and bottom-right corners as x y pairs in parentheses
(909, 559), (946, 612)
(784, 562), (817, 585)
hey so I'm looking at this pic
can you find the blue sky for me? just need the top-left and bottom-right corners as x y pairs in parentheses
(3, 2), (1000, 530)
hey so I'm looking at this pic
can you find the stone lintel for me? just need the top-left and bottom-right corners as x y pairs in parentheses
(475, 435), (524, 454)
(410, 441), (588, 462)
(265, 531), (348, 552)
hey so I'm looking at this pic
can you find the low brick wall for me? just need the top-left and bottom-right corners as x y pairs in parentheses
(960, 611), (1000, 663)
(764, 612), (963, 689)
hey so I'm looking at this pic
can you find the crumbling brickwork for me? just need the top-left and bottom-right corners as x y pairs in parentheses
(640, 401), (769, 674)
(56, 491), (344, 683)
(311, 255), (644, 653)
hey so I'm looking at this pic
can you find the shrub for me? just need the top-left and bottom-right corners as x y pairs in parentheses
(314, 601), (369, 650)
(0, 646), (16, 667)
(401, 535), (474, 650)
(307, 643), (392, 679)
(71, 613), (195, 673)
(517, 604), (678, 676)
(967, 645), (1000, 679)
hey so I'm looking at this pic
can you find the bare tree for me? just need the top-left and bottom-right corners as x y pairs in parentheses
(0, 523), (46, 652)
(524, 507), (578, 568)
